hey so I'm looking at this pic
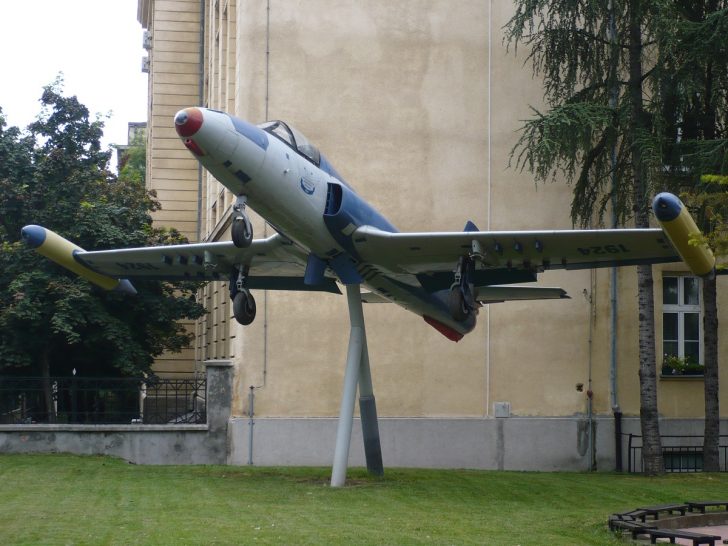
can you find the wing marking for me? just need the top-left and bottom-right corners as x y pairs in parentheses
(76, 234), (340, 293)
(353, 226), (679, 276)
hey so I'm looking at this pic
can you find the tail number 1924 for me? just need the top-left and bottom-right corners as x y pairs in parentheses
(577, 244), (629, 256)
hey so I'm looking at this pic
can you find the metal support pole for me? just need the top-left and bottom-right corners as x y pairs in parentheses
(247, 386), (255, 465)
(330, 284), (383, 486)
(358, 327), (384, 476)
(330, 297), (363, 487)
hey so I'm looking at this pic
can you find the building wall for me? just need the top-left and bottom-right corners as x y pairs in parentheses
(138, 0), (203, 376)
(139, 0), (727, 469)
(195, 0), (238, 368)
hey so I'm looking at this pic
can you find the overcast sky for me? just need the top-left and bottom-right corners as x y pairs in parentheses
(0, 0), (148, 165)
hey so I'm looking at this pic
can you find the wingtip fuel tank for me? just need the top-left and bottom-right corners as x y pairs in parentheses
(652, 192), (715, 278)
(20, 225), (137, 294)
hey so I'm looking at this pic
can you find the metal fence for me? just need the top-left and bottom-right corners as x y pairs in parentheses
(625, 433), (728, 473)
(0, 376), (206, 425)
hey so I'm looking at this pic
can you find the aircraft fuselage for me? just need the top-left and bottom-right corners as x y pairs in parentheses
(174, 107), (475, 341)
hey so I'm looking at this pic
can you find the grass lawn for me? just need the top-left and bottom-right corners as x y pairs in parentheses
(1, 454), (726, 545)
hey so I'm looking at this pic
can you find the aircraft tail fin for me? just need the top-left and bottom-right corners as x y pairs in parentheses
(463, 220), (479, 232)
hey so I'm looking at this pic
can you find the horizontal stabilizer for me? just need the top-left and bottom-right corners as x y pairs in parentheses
(361, 291), (391, 303)
(475, 285), (568, 304)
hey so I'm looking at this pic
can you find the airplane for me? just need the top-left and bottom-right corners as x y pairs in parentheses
(20, 107), (716, 485)
(21, 107), (715, 342)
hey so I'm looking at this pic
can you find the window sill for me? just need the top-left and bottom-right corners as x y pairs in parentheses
(660, 374), (704, 381)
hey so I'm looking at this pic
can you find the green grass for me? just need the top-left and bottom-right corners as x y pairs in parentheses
(0, 454), (726, 545)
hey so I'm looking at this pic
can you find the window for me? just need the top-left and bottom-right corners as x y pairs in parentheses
(664, 450), (703, 473)
(258, 120), (321, 165)
(662, 275), (702, 364)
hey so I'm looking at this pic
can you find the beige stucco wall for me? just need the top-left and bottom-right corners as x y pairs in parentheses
(141, 0), (728, 421)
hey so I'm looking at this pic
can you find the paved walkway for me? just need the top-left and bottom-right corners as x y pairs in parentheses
(673, 525), (728, 545)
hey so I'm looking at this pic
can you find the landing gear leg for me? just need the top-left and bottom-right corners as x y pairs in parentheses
(231, 195), (253, 248)
(448, 256), (476, 322)
(231, 266), (256, 325)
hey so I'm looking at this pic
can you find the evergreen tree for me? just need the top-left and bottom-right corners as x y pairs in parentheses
(654, 0), (728, 472)
(505, 0), (680, 474)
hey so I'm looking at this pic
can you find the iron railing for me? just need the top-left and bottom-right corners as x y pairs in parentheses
(0, 376), (206, 425)
(625, 433), (728, 473)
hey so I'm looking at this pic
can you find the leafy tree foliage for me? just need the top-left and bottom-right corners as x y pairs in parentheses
(0, 85), (204, 391)
(118, 131), (146, 186)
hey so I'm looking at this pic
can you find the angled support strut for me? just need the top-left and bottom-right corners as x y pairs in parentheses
(330, 284), (384, 487)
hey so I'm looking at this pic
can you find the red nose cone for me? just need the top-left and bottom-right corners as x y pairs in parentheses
(174, 108), (203, 137)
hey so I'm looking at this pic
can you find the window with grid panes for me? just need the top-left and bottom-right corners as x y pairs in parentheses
(662, 275), (702, 364)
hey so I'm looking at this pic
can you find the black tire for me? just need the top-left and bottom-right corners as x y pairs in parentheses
(233, 290), (256, 325)
(448, 287), (469, 322)
(232, 215), (253, 248)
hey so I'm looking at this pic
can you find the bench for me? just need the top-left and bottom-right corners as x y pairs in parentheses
(608, 517), (656, 538)
(647, 528), (722, 545)
(687, 500), (728, 513)
(638, 503), (690, 519)
(613, 509), (650, 522)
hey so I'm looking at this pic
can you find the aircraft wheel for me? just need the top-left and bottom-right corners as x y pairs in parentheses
(233, 289), (256, 325)
(232, 215), (253, 248)
(448, 287), (469, 322)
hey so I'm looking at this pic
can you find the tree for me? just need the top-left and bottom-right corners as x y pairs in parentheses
(118, 131), (146, 185)
(681, 175), (728, 471)
(655, 1), (728, 472)
(0, 84), (205, 421)
(506, 0), (728, 474)
(504, 0), (686, 474)
(683, 180), (726, 471)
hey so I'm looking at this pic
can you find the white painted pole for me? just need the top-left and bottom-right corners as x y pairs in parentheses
(330, 284), (365, 487)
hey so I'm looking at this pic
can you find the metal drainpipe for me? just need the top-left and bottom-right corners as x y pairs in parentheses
(245, 2), (272, 468)
(244, 2), (271, 469)
(261, 0), (271, 387)
(608, 1), (622, 470)
(196, 0), (205, 242)
(248, 386), (255, 465)
(485, 0), (492, 418)
(587, 271), (596, 471)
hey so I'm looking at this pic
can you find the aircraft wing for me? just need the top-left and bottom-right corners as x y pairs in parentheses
(21, 225), (340, 294)
(352, 226), (679, 287)
(77, 233), (340, 293)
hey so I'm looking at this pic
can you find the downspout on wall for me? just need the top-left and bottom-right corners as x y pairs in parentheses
(196, 0), (205, 242)
(608, 0), (622, 471)
(248, 0), (272, 466)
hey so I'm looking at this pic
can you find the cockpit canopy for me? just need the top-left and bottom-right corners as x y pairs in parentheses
(258, 120), (320, 166)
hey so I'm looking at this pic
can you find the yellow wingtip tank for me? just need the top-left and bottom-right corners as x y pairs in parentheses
(652, 193), (716, 278)
(20, 225), (136, 294)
